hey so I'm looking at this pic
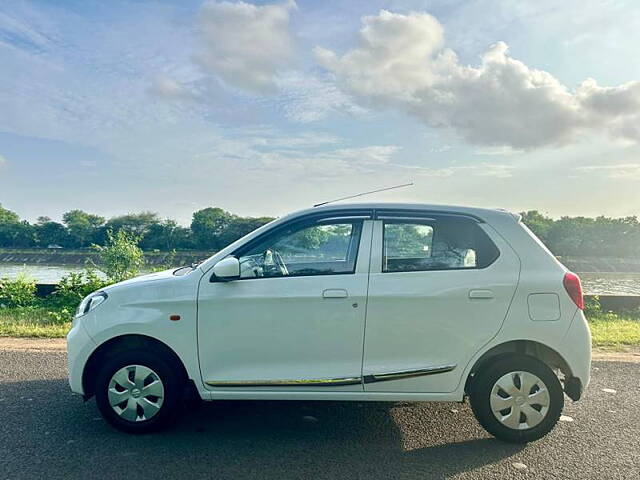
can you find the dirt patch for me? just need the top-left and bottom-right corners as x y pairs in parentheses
(0, 337), (66, 351)
(592, 346), (640, 363)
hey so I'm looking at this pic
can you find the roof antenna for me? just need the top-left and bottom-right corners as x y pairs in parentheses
(313, 182), (414, 207)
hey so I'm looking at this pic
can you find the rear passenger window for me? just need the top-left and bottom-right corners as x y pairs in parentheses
(383, 217), (499, 272)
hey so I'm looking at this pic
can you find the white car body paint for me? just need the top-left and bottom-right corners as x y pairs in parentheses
(67, 203), (591, 404)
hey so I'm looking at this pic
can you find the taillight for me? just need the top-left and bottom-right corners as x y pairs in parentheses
(563, 272), (584, 310)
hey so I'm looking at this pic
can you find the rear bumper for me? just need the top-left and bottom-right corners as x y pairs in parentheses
(560, 309), (592, 399)
(66, 319), (97, 396)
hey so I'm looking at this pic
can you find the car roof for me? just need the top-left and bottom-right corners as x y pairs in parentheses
(282, 202), (519, 223)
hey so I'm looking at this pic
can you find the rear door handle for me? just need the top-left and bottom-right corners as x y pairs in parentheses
(323, 289), (349, 299)
(469, 289), (494, 299)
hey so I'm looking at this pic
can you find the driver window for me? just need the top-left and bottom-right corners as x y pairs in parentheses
(237, 220), (363, 278)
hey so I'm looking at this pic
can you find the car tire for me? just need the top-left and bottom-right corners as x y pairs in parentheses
(469, 354), (564, 443)
(94, 349), (184, 433)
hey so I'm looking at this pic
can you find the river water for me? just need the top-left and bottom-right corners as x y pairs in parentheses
(0, 263), (638, 296)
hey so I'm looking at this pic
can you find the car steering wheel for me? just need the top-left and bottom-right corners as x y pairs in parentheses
(262, 249), (289, 276)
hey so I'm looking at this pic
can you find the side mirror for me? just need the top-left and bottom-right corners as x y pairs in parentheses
(211, 256), (240, 281)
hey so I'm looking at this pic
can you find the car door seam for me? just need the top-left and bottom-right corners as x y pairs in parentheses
(359, 219), (376, 387)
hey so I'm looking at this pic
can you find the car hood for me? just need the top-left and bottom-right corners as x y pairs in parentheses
(102, 268), (177, 291)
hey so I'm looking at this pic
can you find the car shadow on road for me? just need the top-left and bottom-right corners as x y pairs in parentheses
(0, 379), (525, 479)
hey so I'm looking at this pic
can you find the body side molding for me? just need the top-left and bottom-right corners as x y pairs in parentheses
(363, 364), (457, 384)
(205, 364), (456, 387)
(205, 377), (362, 387)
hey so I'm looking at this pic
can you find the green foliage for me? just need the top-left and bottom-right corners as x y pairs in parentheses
(0, 307), (72, 337)
(140, 219), (192, 250)
(520, 210), (640, 257)
(35, 217), (70, 247)
(583, 295), (602, 317)
(92, 230), (145, 283)
(51, 269), (108, 313)
(0, 203), (20, 224)
(190, 207), (234, 250)
(101, 212), (159, 240)
(62, 210), (105, 247)
(0, 272), (38, 307)
(190, 207), (273, 250)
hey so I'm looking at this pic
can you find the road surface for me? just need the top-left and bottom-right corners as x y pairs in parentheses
(0, 341), (638, 479)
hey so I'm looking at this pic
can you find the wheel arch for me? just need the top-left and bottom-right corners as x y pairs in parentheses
(464, 340), (574, 396)
(82, 334), (190, 399)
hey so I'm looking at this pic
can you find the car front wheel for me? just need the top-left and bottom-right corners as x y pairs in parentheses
(94, 350), (183, 433)
(470, 355), (564, 443)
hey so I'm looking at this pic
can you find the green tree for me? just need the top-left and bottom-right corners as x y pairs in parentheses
(140, 219), (192, 250)
(35, 217), (70, 247)
(92, 230), (145, 283)
(0, 203), (20, 224)
(520, 210), (554, 244)
(99, 212), (159, 244)
(63, 210), (105, 247)
(218, 216), (273, 247)
(190, 207), (234, 250)
(0, 221), (36, 247)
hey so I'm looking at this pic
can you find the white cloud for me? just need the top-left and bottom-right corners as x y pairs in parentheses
(316, 10), (640, 149)
(578, 163), (640, 180)
(0, 154), (6, 166)
(148, 75), (192, 99)
(196, 0), (296, 93)
(275, 71), (366, 122)
(474, 146), (524, 156)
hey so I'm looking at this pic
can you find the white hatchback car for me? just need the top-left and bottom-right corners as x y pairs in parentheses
(67, 203), (591, 442)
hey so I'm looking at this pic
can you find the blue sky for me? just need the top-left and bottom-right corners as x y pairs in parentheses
(1, 0), (639, 224)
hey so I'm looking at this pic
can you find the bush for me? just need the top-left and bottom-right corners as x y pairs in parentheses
(52, 269), (108, 313)
(92, 230), (145, 283)
(0, 272), (38, 308)
(583, 295), (602, 317)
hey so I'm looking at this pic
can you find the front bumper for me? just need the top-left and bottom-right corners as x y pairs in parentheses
(66, 319), (97, 396)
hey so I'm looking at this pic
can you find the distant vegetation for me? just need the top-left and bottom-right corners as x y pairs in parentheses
(0, 204), (273, 251)
(1, 203), (639, 258)
(520, 211), (640, 258)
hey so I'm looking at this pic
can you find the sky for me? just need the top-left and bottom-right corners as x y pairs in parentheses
(1, 0), (639, 225)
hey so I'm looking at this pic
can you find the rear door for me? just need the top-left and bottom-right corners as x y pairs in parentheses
(362, 213), (520, 393)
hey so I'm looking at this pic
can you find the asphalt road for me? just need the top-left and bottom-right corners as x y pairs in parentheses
(0, 346), (638, 480)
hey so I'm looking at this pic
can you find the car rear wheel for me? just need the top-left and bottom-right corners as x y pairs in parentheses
(95, 350), (184, 433)
(470, 355), (564, 443)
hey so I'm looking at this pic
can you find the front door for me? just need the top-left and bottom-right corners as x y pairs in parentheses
(363, 214), (519, 393)
(197, 216), (373, 390)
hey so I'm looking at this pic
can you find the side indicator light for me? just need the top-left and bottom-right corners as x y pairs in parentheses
(169, 315), (181, 321)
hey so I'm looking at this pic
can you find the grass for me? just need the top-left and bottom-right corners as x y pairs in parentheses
(588, 313), (640, 348)
(0, 308), (71, 338)
(1, 307), (639, 345)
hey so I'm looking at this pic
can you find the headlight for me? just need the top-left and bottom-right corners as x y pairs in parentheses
(76, 291), (108, 318)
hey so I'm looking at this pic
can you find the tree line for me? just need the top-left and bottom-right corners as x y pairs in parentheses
(0, 204), (273, 251)
(1, 203), (639, 257)
(520, 210), (640, 258)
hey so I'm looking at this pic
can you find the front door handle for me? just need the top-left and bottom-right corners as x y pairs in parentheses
(469, 289), (494, 299)
(323, 289), (349, 299)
